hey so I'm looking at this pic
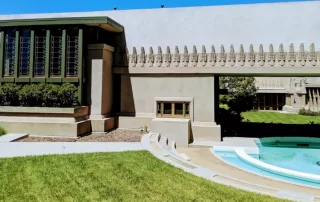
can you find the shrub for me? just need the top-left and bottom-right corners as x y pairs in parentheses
(43, 84), (60, 107)
(0, 126), (7, 136)
(0, 83), (21, 106)
(18, 84), (45, 107)
(58, 83), (79, 107)
(0, 83), (79, 108)
(298, 108), (320, 116)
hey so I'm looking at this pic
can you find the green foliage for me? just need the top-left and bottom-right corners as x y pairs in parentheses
(0, 83), (79, 107)
(0, 83), (21, 106)
(0, 126), (7, 136)
(58, 83), (79, 107)
(43, 84), (60, 107)
(298, 108), (320, 116)
(18, 84), (45, 107)
(219, 77), (257, 115)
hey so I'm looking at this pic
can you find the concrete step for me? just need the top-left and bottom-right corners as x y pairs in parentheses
(188, 141), (216, 148)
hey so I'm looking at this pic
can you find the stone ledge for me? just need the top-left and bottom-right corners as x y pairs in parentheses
(0, 120), (91, 137)
(0, 106), (89, 117)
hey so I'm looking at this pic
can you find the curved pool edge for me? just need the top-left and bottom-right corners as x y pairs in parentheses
(210, 147), (320, 190)
(235, 149), (320, 184)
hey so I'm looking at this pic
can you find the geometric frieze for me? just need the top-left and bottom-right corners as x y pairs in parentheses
(116, 43), (320, 68)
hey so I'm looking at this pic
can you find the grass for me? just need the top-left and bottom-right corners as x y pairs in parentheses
(0, 126), (6, 136)
(242, 111), (320, 124)
(0, 151), (287, 202)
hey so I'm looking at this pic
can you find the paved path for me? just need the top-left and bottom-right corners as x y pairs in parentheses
(0, 142), (143, 158)
(0, 133), (28, 142)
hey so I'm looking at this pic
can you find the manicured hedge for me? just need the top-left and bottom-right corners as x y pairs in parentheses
(298, 108), (320, 116)
(0, 83), (79, 107)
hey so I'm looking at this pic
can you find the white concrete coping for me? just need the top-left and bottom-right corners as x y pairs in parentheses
(152, 118), (190, 123)
(0, 106), (88, 115)
(0, 133), (28, 142)
(235, 149), (320, 184)
(214, 146), (259, 155)
(0, 142), (143, 158)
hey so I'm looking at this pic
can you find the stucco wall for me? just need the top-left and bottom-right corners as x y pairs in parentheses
(120, 75), (216, 123)
(1, 1), (320, 51)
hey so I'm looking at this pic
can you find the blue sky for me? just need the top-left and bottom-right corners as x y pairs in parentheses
(0, 0), (305, 14)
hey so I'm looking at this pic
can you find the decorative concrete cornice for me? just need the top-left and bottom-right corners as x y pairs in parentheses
(114, 43), (320, 68)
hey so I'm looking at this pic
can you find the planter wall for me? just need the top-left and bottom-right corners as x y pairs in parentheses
(0, 106), (91, 137)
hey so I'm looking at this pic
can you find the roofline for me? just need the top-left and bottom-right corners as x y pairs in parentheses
(0, 16), (124, 32)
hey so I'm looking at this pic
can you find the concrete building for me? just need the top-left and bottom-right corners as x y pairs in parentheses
(0, 1), (320, 146)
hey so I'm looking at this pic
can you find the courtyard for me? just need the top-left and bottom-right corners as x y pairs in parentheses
(0, 1), (320, 201)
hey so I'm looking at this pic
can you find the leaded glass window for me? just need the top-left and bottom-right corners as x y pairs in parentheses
(66, 32), (78, 77)
(19, 29), (31, 76)
(34, 30), (46, 77)
(4, 30), (16, 76)
(50, 31), (62, 76)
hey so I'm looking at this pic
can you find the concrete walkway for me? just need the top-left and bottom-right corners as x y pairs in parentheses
(0, 133), (28, 142)
(0, 142), (143, 158)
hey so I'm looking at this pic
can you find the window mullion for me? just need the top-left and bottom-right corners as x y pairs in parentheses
(14, 30), (19, 78)
(45, 30), (50, 78)
(29, 30), (35, 77)
(171, 103), (175, 116)
(61, 29), (66, 78)
(77, 28), (83, 105)
(0, 31), (4, 78)
(161, 102), (164, 117)
(183, 103), (186, 117)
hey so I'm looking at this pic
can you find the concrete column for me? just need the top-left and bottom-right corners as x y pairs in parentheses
(301, 94), (306, 106)
(87, 44), (115, 134)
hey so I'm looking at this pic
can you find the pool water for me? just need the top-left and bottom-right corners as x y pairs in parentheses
(214, 142), (320, 188)
(257, 143), (320, 176)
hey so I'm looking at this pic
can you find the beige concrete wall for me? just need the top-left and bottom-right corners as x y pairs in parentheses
(101, 48), (114, 116)
(286, 95), (291, 106)
(118, 74), (221, 142)
(120, 75), (216, 123)
(151, 118), (191, 147)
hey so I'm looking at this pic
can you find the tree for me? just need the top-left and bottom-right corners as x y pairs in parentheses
(219, 77), (257, 115)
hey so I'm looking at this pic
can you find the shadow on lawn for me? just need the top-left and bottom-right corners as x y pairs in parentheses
(221, 122), (320, 139)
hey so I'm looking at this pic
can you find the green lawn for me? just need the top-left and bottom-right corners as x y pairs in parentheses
(0, 151), (286, 202)
(242, 111), (320, 124)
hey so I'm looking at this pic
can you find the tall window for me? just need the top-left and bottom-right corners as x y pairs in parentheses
(66, 31), (79, 77)
(50, 31), (62, 76)
(34, 30), (46, 77)
(4, 30), (16, 76)
(19, 30), (31, 76)
(156, 101), (190, 118)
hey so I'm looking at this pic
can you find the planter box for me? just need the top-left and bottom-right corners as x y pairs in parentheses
(0, 106), (88, 117)
(0, 106), (91, 137)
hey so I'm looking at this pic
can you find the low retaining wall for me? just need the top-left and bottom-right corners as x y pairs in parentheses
(0, 106), (91, 137)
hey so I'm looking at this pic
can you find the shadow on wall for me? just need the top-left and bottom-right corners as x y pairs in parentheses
(112, 30), (136, 127)
(222, 122), (320, 138)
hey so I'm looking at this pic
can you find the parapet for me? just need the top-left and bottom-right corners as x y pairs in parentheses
(113, 43), (320, 68)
